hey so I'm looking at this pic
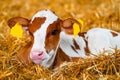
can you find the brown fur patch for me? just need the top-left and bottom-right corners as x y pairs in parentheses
(78, 32), (86, 38)
(49, 48), (71, 69)
(73, 39), (80, 49)
(78, 32), (90, 56)
(29, 17), (46, 33)
(71, 46), (78, 53)
(45, 19), (62, 53)
(111, 31), (118, 37)
(70, 39), (81, 54)
(50, 48), (82, 69)
(84, 39), (90, 56)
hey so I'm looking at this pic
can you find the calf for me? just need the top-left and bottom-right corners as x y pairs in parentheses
(8, 10), (120, 69)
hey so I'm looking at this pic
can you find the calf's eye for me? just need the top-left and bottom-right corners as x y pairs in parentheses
(51, 30), (58, 35)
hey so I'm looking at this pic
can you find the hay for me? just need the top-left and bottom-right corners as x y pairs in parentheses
(52, 50), (120, 80)
(0, 0), (120, 80)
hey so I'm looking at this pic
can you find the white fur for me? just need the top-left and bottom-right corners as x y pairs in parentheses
(85, 28), (120, 55)
(60, 28), (120, 58)
(30, 10), (58, 68)
(60, 32), (87, 57)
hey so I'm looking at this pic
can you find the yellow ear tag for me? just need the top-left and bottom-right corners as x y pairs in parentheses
(10, 23), (23, 38)
(73, 19), (84, 38)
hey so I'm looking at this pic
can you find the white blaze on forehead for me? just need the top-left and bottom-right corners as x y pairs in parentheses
(31, 10), (58, 52)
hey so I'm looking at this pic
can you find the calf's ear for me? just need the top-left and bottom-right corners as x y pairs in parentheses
(61, 18), (81, 34)
(7, 17), (30, 31)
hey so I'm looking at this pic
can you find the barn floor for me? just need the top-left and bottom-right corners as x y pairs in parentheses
(0, 0), (120, 80)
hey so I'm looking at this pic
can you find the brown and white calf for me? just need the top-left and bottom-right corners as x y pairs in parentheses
(8, 10), (120, 69)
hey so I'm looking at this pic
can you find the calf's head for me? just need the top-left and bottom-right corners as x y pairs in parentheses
(8, 10), (81, 68)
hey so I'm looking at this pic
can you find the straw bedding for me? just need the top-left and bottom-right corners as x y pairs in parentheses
(0, 0), (120, 79)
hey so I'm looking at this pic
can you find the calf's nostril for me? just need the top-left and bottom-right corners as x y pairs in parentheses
(38, 52), (43, 56)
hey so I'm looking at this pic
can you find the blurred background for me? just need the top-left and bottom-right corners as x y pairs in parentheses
(0, 0), (120, 32)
